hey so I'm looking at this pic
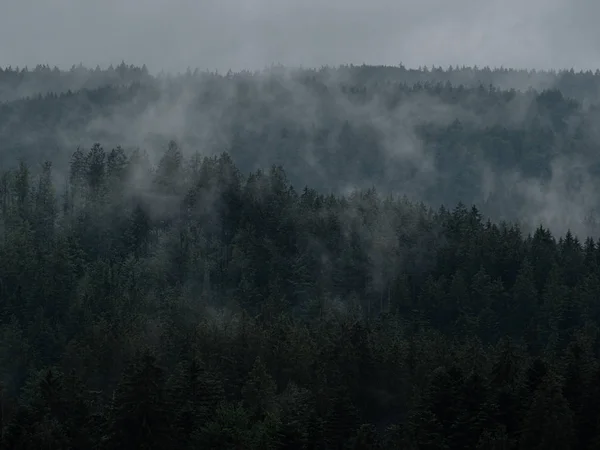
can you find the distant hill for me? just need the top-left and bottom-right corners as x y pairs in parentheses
(3, 63), (600, 103)
(2, 63), (600, 235)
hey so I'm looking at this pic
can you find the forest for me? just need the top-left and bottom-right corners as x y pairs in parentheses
(3, 63), (600, 236)
(1, 64), (600, 448)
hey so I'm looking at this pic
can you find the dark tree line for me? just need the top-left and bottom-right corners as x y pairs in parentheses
(4, 62), (600, 103)
(2, 142), (600, 448)
(0, 62), (151, 103)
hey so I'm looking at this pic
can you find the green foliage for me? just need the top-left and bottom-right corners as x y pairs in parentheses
(3, 63), (600, 446)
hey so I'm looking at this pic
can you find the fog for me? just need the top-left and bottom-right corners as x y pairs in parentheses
(2, 0), (600, 73)
(2, 0), (600, 239)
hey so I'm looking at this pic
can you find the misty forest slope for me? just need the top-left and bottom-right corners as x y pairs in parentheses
(1, 143), (600, 448)
(4, 64), (600, 235)
(3, 64), (600, 449)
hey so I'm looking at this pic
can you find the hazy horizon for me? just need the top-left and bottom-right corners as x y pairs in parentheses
(2, 0), (600, 74)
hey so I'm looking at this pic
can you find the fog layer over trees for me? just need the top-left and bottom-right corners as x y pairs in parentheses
(1, 64), (600, 448)
(3, 64), (600, 235)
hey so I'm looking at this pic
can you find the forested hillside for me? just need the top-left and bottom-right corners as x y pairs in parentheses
(3, 64), (600, 448)
(4, 62), (600, 103)
(3, 64), (600, 235)
(1, 141), (600, 448)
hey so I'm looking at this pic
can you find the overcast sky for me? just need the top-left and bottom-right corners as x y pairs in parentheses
(1, 0), (598, 73)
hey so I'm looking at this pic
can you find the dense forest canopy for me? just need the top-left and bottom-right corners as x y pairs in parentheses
(2, 63), (600, 236)
(2, 63), (600, 448)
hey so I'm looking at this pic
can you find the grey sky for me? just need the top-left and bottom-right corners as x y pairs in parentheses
(0, 0), (598, 73)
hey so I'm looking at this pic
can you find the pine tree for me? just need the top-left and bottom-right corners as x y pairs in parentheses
(323, 386), (360, 450)
(193, 402), (253, 449)
(277, 382), (314, 450)
(242, 356), (278, 421)
(106, 351), (174, 449)
(170, 358), (225, 446)
(509, 258), (537, 338)
(520, 372), (574, 450)
(451, 370), (490, 449)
